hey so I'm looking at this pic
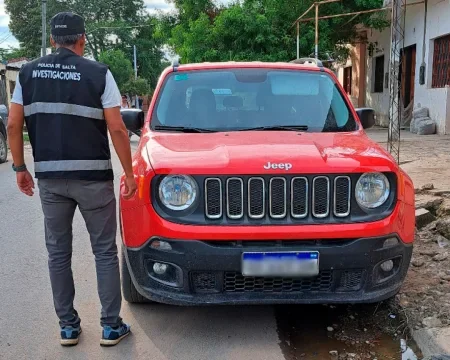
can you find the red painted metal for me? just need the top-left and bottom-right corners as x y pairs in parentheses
(119, 62), (415, 248)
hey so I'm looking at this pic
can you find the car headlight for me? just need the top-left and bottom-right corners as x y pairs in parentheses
(159, 175), (198, 211)
(355, 173), (390, 209)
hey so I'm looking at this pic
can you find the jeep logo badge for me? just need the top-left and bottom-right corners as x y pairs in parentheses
(264, 162), (293, 171)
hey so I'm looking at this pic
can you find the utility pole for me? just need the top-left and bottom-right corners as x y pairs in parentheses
(133, 45), (138, 80)
(41, 0), (47, 57)
(386, 0), (406, 163)
(133, 45), (138, 108)
(315, 3), (319, 59)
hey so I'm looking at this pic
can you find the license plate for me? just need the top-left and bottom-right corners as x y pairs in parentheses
(242, 251), (319, 278)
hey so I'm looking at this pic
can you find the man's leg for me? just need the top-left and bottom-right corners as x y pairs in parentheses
(69, 180), (122, 328)
(38, 179), (80, 328)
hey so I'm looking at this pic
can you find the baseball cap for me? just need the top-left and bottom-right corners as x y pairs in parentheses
(51, 12), (85, 36)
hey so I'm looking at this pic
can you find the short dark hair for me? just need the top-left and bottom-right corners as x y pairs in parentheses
(51, 34), (84, 46)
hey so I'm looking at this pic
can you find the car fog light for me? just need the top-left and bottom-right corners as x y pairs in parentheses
(383, 237), (399, 248)
(153, 262), (168, 275)
(151, 240), (172, 251)
(380, 260), (394, 272)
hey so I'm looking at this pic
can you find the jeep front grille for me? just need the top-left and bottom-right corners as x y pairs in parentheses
(224, 271), (333, 293)
(248, 177), (265, 219)
(334, 176), (351, 217)
(204, 176), (351, 221)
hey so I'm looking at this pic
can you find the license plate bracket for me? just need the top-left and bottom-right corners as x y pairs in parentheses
(241, 251), (319, 278)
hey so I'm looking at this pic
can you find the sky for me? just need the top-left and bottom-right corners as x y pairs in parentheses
(0, 0), (176, 49)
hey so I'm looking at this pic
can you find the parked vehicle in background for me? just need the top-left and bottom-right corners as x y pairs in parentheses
(119, 59), (415, 305)
(0, 104), (8, 164)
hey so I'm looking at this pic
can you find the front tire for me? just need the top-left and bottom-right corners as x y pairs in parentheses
(121, 248), (152, 303)
(0, 132), (7, 164)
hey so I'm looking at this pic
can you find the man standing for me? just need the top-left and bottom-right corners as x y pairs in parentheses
(7, 12), (136, 347)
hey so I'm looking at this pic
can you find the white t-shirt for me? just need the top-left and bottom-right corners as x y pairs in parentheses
(11, 69), (122, 109)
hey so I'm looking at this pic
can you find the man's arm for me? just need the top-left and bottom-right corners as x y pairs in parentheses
(8, 103), (25, 166)
(102, 70), (136, 199)
(104, 107), (133, 178)
(8, 75), (35, 196)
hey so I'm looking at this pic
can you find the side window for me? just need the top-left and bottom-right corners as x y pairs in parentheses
(156, 78), (188, 125)
(330, 85), (350, 128)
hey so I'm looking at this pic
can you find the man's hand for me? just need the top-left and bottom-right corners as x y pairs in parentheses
(16, 170), (35, 196)
(122, 175), (137, 200)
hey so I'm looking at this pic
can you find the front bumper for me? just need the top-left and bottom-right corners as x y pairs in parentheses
(124, 235), (412, 305)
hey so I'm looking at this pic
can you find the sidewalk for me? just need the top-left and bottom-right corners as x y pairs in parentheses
(367, 128), (450, 189)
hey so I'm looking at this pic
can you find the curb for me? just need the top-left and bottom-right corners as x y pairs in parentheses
(412, 327), (450, 357)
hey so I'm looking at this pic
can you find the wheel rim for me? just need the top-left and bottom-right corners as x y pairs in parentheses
(0, 135), (6, 160)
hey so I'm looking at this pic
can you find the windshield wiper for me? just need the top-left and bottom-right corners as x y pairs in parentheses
(237, 125), (309, 132)
(154, 125), (217, 133)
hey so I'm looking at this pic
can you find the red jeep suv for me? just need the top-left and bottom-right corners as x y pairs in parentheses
(119, 59), (415, 305)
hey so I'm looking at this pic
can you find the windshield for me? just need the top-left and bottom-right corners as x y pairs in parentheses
(152, 69), (357, 132)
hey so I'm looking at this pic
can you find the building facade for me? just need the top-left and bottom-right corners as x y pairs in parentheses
(0, 58), (29, 107)
(337, 0), (450, 134)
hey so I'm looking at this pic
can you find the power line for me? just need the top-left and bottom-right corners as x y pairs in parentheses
(0, 34), (13, 45)
(86, 24), (153, 35)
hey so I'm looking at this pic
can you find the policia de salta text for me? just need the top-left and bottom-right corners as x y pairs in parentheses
(7, 12), (137, 347)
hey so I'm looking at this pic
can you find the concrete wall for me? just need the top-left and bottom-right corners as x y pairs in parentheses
(364, 28), (391, 127)
(337, 57), (359, 107)
(336, 0), (450, 134)
(336, 41), (367, 109)
(416, 0), (450, 134)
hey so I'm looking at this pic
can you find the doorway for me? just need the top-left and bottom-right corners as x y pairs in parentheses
(343, 66), (352, 95)
(400, 45), (416, 107)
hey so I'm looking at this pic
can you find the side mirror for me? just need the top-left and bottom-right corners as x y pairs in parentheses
(121, 109), (144, 132)
(355, 108), (375, 129)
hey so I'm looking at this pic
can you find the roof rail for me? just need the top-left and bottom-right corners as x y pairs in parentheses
(290, 57), (323, 67)
(172, 57), (180, 72)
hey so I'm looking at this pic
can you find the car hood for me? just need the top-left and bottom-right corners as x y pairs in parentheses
(144, 130), (398, 175)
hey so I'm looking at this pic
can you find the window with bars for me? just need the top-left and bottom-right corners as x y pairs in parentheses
(432, 34), (450, 88)
(373, 55), (385, 93)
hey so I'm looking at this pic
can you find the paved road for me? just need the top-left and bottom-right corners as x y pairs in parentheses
(0, 138), (284, 360)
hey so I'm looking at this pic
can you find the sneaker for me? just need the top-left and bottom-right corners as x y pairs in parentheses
(100, 322), (131, 346)
(60, 326), (82, 346)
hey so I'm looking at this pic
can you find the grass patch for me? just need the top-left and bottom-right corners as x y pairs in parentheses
(23, 133), (29, 142)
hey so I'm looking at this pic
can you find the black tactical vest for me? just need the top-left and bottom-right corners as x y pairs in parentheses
(19, 47), (113, 181)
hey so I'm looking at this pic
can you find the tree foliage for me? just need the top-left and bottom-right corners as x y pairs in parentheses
(122, 77), (151, 96)
(0, 47), (28, 61)
(114, 16), (166, 89)
(4, 0), (166, 89)
(164, 0), (389, 64)
(98, 49), (133, 92)
(4, 0), (144, 58)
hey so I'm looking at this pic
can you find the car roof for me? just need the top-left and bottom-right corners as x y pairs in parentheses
(170, 61), (330, 74)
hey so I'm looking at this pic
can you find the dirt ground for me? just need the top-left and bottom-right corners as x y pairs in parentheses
(369, 129), (450, 356)
(398, 189), (450, 332)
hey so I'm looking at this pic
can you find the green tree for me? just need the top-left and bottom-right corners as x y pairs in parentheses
(98, 49), (133, 91)
(122, 77), (151, 96)
(115, 16), (166, 89)
(164, 0), (388, 64)
(4, 0), (145, 58)
(0, 47), (28, 61)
